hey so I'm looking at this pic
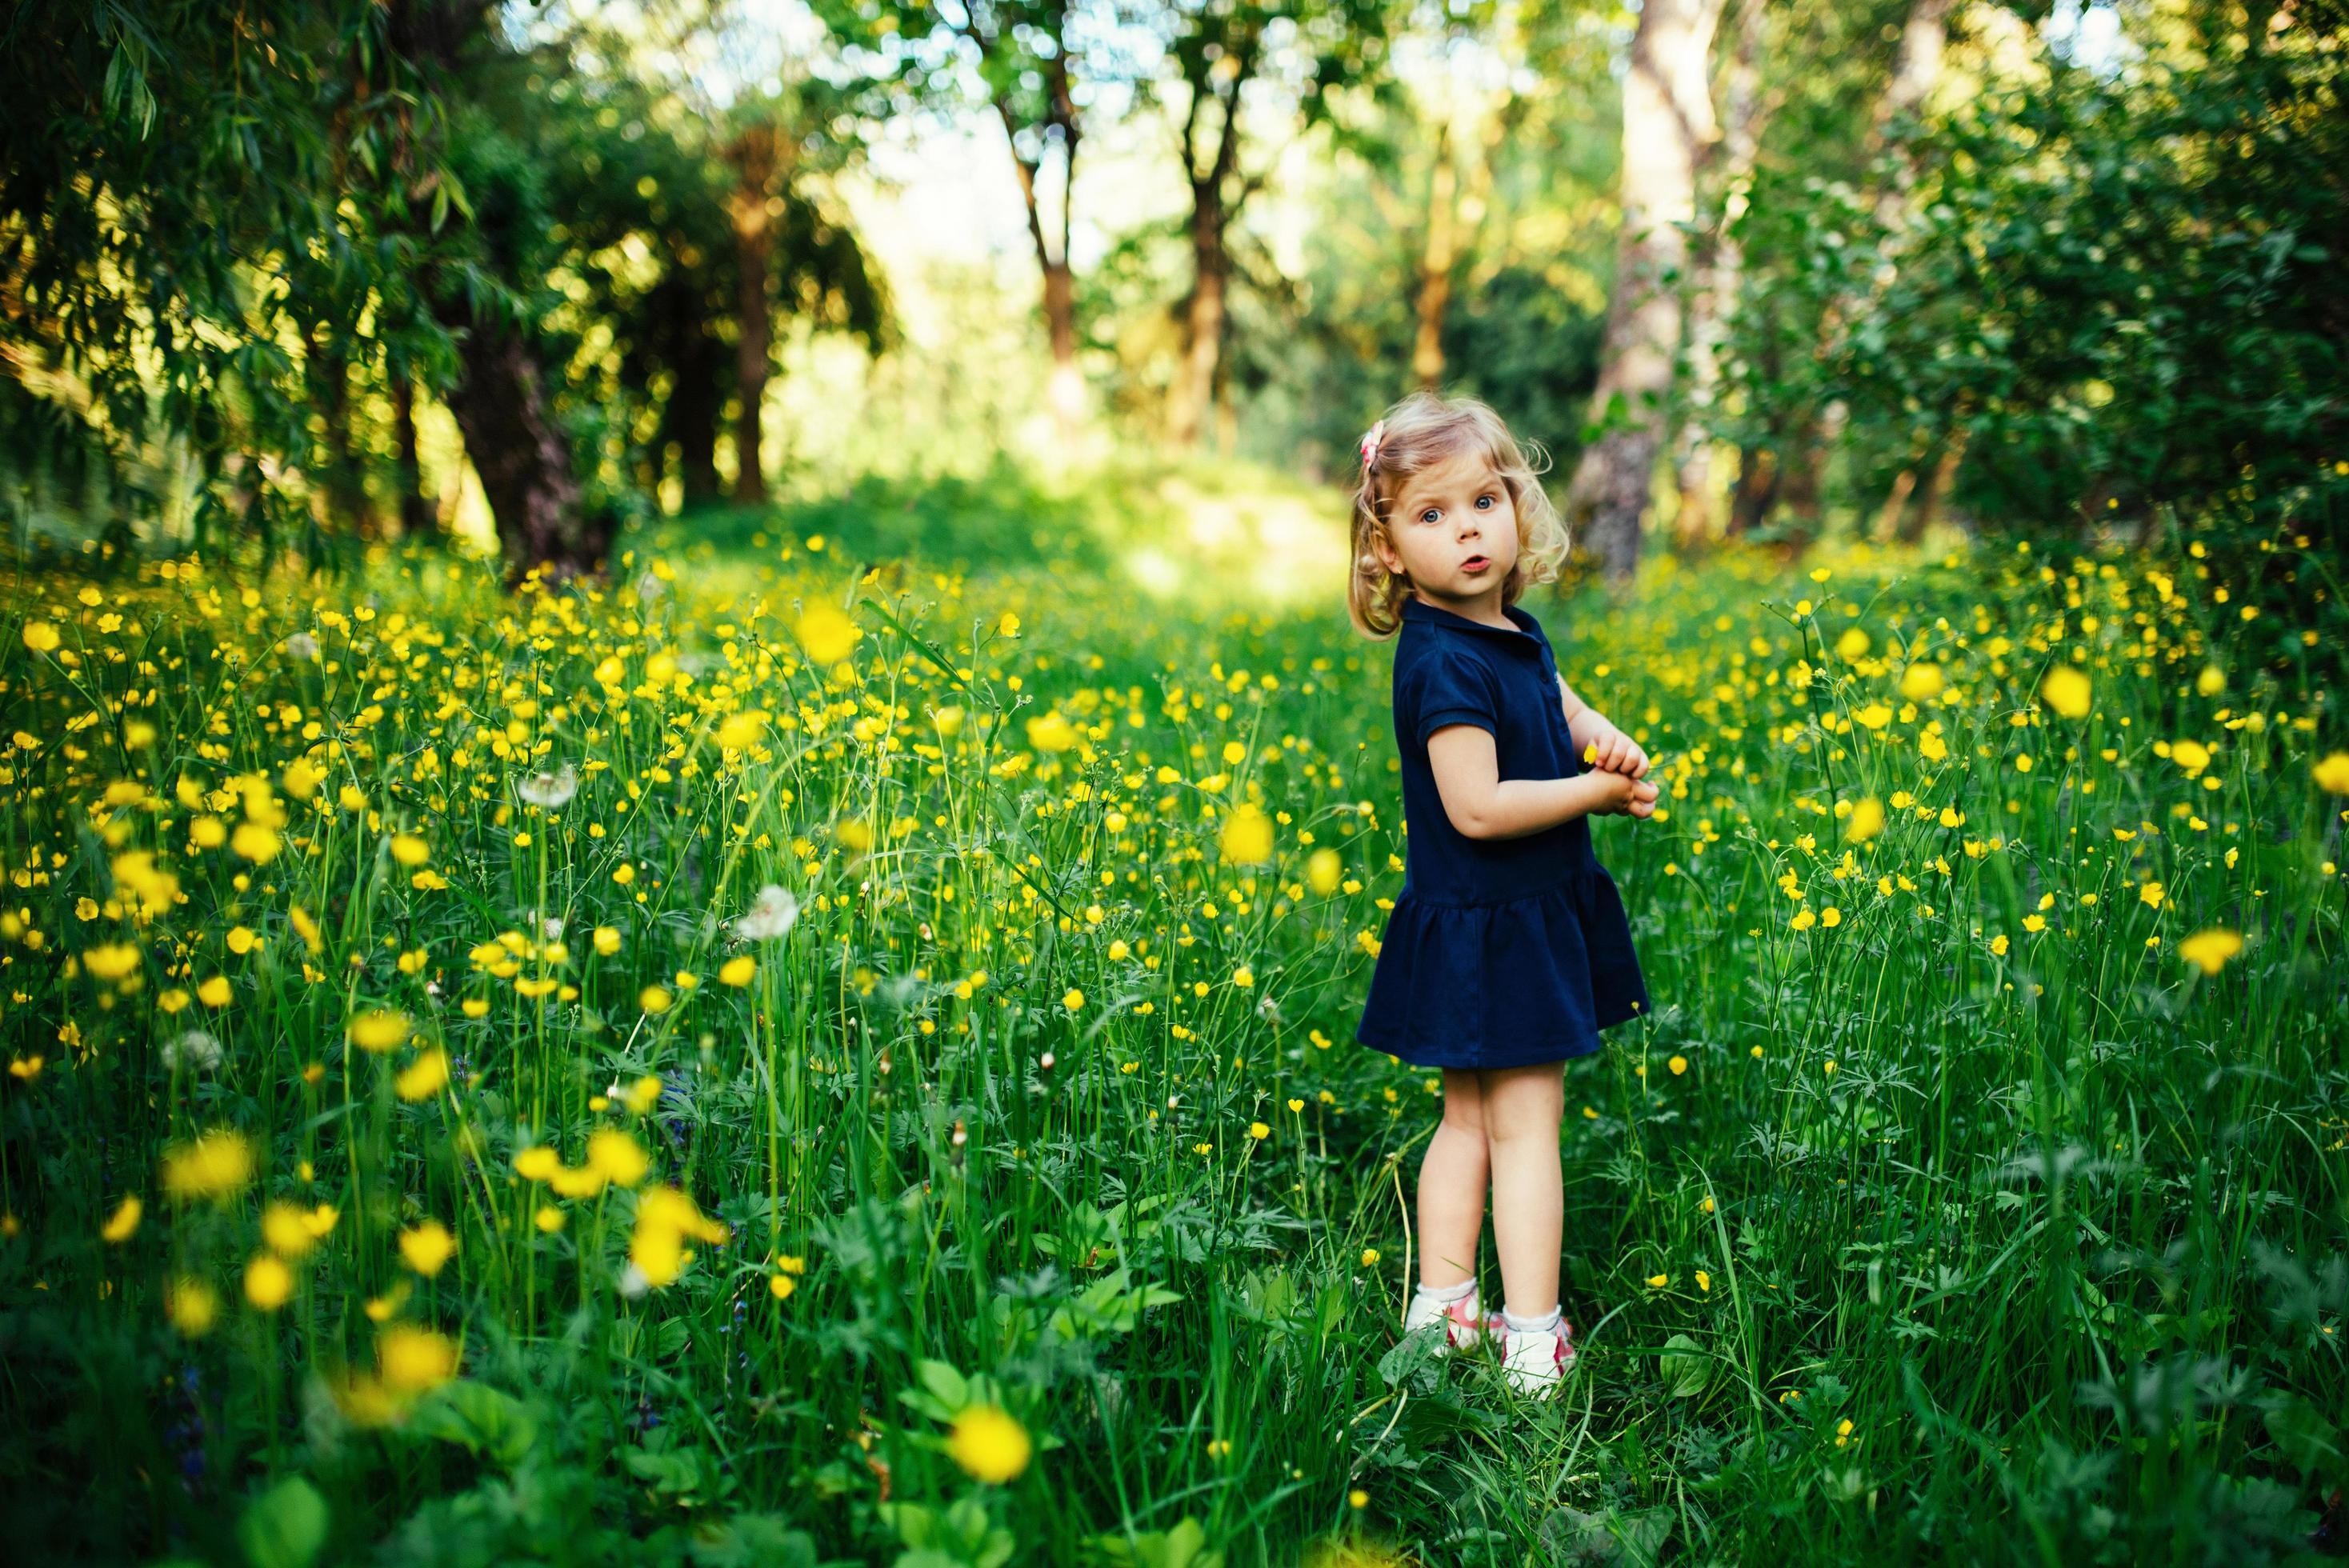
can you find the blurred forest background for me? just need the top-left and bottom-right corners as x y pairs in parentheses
(2, 0), (2343, 622)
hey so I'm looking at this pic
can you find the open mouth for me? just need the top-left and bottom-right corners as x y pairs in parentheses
(1462, 555), (1491, 571)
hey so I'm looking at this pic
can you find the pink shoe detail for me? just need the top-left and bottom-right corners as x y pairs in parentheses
(1442, 1296), (1505, 1349)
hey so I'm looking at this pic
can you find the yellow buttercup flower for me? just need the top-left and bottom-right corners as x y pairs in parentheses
(161, 1130), (255, 1202)
(587, 1128), (650, 1188)
(1026, 711), (1078, 753)
(2178, 928), (2243, 975)
(262, 1201), (325, 1259)
(82, 942), (142, 982)
(716, 710), (767, 751)
(378, 1326), (459, 1394)
(395, 1049), (450, 1102)
(2037, 664), (2091, 718)
(230, 822), (281, 863)
(946, 1404), (1032, 1484)
(244, 1254), (294, 1311)
(100, 1195), (142, 1243)
(398, 1219), (457, 1278)
(167, 1278), (219, 1337)
(794, 603), (859, 665)
(347, 1009), (411, 1054)
(1219, 804), (1273, 865)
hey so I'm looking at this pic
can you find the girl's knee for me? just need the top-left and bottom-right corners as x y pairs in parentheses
(1480, 1066), (1565, 1143)
(1439, 1069), (1486, 1134)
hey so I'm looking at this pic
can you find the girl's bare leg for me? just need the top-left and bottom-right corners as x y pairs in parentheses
(1479, 1060), (1566, 1318)
(1415, 1068), (1490, 1290)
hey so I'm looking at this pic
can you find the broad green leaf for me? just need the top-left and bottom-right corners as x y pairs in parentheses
(1659, 1334), (1710, 1399)
(238, 1476), (329, 1568)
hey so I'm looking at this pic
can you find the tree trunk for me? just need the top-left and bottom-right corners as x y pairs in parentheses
(1413, 122), (1458, 391)
(387, 0), (598, 581)
(1566, 0), (1726, 582)
(986, 51), (1085, 434)
(1899, 423), (1967, 541)
(669, 338), (724, 506)
(1672, 0), (1770, 546)
(1042, 258), (1082, 431)
(442, 324), (606, 583)
(1727, 442), (1777, 535)
(1171, 248), (1227, 449)
(1872, 465), (1919, 540)
(1168, 42), (1254, 450)
(311, 339), (367, 533)
(728, 125), (782, 506)
(390, 366), (436, 541)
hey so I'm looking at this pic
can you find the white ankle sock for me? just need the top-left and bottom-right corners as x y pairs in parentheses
(1503, 1304), (1562, 1334)
(1414, 1278), (1475, 1306)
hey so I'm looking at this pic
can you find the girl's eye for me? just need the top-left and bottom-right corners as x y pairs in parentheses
(1419, 508), (1440, 525)
(1475, 494), (1495, 509)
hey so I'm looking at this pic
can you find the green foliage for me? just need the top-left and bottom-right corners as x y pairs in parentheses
(0, 1), (452, 545)
(1723, 2), (2347, 602)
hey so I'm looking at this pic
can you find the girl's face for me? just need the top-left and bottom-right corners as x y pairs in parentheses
(1371, 448), (1519, 616)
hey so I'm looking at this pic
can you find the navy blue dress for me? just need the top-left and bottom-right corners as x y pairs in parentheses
(1354, 595), (1651, 1069)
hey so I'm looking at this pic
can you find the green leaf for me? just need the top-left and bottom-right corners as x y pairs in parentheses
(1659, 1334), (1710, 1399)
(238, 1476), (329, 1568)
(686, 1512), (818, 1568)
(1377, 1327), (1445, 1394)
(405, 1379), (541, 1468)
(1085, 1515), (1225, 1568)
(918, 1358), (970, 1411)
(2267, 1396), (2343, 1479)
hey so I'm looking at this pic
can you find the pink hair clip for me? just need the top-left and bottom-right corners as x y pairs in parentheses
(1359, 419), (1387, 472)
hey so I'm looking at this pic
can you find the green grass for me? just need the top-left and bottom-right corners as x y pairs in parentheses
(0, 528), (2341, 1566)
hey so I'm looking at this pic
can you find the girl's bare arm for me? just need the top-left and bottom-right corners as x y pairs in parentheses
(1425, 722), (1658, 840)
(1559, 674), (1651, 778)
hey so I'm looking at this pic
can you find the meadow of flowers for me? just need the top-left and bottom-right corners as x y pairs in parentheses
(1, 528), (2343, 1566)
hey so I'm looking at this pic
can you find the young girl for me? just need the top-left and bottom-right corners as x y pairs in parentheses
(1346, 390), (1659, 1397)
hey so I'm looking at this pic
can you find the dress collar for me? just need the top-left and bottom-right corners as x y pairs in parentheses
(1399, 594), (1542, 646)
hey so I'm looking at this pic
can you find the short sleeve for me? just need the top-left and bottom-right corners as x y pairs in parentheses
(1401, 645), (1499, 750)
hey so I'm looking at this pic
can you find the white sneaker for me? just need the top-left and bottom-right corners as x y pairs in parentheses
(1402, 1288), (1501, 1356)
(1502, 1316), (1577, 1394)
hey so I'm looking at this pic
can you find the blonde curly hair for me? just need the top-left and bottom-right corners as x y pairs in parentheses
(1344, 389), (1570, 639)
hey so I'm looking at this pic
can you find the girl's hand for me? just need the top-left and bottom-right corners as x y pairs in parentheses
(1588, 770), (1662, 819)
(1582, 726), (1651, 780)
